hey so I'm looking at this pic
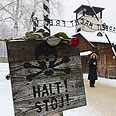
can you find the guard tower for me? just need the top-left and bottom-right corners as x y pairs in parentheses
(74, 5), (105, 32)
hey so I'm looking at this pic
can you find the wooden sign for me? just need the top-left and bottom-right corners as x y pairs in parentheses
(6, 40), (86, 116)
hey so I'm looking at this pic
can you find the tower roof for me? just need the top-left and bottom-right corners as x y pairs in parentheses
(74, 5), (105, 15)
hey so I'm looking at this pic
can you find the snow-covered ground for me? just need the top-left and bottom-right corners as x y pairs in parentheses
(0, 63), (14, 116)
(64, 74), (116, 116)
(0, 63), (116, 116)
(83, 73), (116, 88)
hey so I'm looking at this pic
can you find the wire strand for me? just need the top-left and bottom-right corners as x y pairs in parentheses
(86, 0), (116, 57)
(86, 0), (99, 21)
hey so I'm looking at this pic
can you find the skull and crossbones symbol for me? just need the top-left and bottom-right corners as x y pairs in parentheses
(23, 42), (71, 81)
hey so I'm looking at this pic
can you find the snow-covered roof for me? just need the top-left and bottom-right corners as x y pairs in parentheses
(80, 51), (92, 56)
(79, 31), (116, 44)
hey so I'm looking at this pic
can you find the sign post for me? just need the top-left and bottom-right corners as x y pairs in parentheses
(6, 40), (86, 116)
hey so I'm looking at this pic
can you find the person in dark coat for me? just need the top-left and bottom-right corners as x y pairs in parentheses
(88, 53), (97, 87)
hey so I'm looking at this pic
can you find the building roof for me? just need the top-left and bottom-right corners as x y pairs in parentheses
(74, 5), (105, 15)
(80, 51), (92, 56)
(78, 31), (116, 44)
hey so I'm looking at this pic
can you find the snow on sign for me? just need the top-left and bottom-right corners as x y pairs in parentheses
(6, 40), (86, 116)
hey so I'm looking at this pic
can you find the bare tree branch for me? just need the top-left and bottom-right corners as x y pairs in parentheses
(18, 11), (23, 20)
(0, 1), (16, 10)
(0, 1), (16, 18)
(3, 17), (14, 21)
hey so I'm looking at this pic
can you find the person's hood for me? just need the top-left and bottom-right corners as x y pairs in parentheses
(90, 53), (97, 59)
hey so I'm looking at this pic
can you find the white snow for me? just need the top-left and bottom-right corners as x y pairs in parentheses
(0, 63), (15, 116)
(0, 63), (116, 116)
(79, 31), (116, 44)
(98, 77), (116, 88)
(80, 51), (92, 56)
(63, 106), (102, 116)
(83, 73), (116, 88)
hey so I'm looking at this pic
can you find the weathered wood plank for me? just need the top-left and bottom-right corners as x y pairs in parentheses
(7, 40), (80, 62)
(6, 40), (86, 116)
(46, 112), (63, 116)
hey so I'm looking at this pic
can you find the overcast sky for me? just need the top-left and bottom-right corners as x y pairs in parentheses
(1, 0), (116, 37)
(51, 0), (116, 36)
